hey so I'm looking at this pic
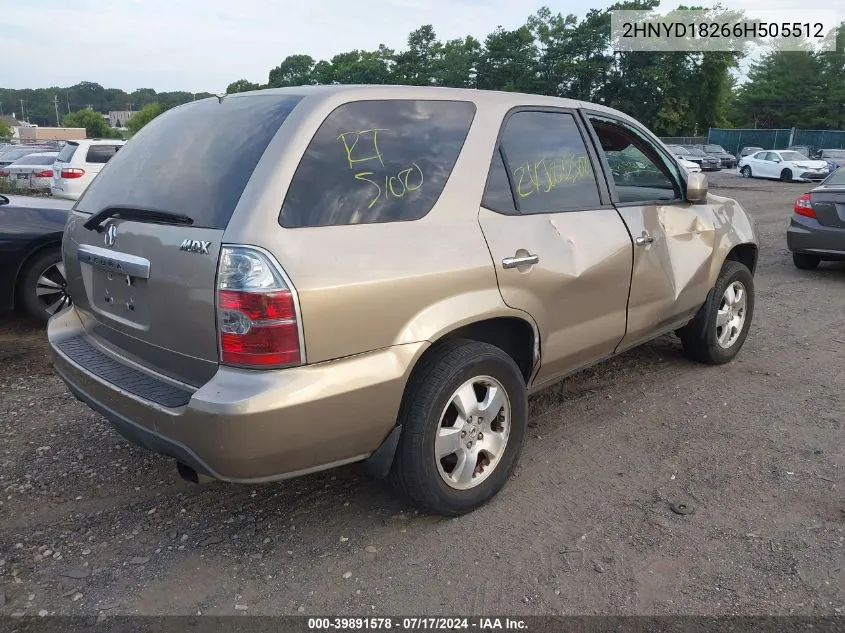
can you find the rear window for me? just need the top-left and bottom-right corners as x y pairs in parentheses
(279, 99), (476, 228)
(704, 145), (724, 152)
(12, 155), (57, 165)
(75, 95), (303, 229)
(86, 144), (122, 164)
(56, 143), (78, 162)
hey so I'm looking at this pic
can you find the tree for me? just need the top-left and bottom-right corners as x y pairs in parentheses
(62, 107), (121, 139)
(393, 25), (440, 85)
(435, 37), (482, 87)
(0, 119), (11, 140)
(476, 26), (540, 93)
(127, 103), (162, 135)
(267, 55), (316, 87)
(226, 79), (260, 94)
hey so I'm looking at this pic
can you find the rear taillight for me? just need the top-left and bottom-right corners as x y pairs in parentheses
(33, 170), (53, 178)
(60, 167), (85, 179)
(794, 193), (816, 218)
(0, 170), (8, 177)
(216, 246), (302, 368)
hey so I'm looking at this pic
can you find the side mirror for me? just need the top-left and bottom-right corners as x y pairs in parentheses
(686, 171), (708, 202)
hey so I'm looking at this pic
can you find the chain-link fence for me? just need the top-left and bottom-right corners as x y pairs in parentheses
(706, 128), (793, 155)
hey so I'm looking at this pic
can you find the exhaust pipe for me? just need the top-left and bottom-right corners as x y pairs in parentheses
(177, 462), (216, 484)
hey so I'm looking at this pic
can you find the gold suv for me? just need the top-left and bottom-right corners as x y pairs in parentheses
(48, 86), (758, 516)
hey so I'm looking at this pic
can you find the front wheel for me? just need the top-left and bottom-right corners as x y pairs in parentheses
(389, 340), (527, 516)
(740, 166), (752, 178)
(780, 169), (793, 182)
(677, 260), (754, 365)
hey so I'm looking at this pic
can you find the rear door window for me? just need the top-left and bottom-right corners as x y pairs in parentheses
(279, 99), (476, 228)
(75, 94), (303, 229)
(56, 143), (78, 163)
(85, 144), (122, 164)
(494, 110), (602, 214)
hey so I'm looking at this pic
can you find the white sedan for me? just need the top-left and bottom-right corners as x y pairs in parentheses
(738, 150), (829, 183)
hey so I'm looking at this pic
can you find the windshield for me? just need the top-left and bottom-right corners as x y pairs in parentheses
(686, 148), (705, 156)
(669, 146), (690, 155)
(704, 145), (725, 153)
(824, 168), (845, 185)
(741, 147), (763, 155)
(780, 151), (812, 162)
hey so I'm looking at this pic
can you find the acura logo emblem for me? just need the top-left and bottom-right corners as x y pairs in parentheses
(104, 224), (117, 247)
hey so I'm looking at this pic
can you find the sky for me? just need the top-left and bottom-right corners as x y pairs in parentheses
(1, 0), (839, 93)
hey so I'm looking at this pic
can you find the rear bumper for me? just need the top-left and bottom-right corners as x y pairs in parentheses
(48, 307), (426, 482)
(786, 214), (845, 260)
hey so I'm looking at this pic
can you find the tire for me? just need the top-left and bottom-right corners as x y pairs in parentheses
(389, 340), (527, 516)
(780, 169), (792, 182)
(740, 166), (752, 178)
(17, 247), (71, 325)
(677, 260), (754, 365)
(792, 252), (820, 270)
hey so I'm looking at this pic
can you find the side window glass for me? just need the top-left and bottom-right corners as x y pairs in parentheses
(498, 111), (601, 213)
(481, 149), (516, 214)
(280, 100), (476, 228)
(86, 145), (121, 164)
(588, 115), (681, 204)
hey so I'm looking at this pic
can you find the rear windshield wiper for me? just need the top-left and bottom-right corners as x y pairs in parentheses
(83, 206), (194, 232)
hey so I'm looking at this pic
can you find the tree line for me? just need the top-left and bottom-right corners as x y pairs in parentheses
(2, 0), (843, 139)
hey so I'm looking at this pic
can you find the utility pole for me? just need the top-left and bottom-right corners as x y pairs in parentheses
(0, 102), (3, 116)
(53, 95), (60, 126)
(66, 90), (71, 114)
(20, 99), (25, 123)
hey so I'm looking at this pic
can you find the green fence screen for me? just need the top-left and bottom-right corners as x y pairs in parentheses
(792, 130), (845, 151)
(706, 128), (793, 155)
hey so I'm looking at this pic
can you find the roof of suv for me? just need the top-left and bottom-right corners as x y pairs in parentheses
(65, 139), (127, 146)
(208, 84), (639, 126)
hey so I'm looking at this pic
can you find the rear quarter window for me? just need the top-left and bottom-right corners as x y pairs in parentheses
(824, 168), (845, 186)
(279, 99), (476, 228)
(85, 144), (123, 164)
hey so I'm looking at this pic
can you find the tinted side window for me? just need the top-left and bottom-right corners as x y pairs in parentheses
(588, 115), (680, 203)
(498, 111), (601, 214)
(280, 100), (476, 228)
(86, 144), (122, 164)
(482, 150), (516, 214)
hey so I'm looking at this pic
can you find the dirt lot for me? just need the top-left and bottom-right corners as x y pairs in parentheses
(1, 171), (843, 617)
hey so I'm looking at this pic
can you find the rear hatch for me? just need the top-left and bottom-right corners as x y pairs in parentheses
(53, 142), (79, 190)
(62, 94), (303, 386)
(811, 173), (845, 228)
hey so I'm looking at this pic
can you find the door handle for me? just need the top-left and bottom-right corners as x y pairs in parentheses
(502, 254), (539, 269)
(635, 234), (654, 246)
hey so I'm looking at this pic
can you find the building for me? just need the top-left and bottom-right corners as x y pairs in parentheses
(18, 127), (86, 142)
(0, 114), (25, 140)
(108, 110), (134, 129)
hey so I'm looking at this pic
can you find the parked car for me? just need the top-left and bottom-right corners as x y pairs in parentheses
(696, 144), (737, 168)
(787, 168), (845, 270)
(738, 150), (829, 182)
(0, 194), (74, 323)
(682, 146), (721, 171)
(51, 139), (126, 200)
(0, 145), (55, 168)
(47, 86), (759, 516)
(787, 145), (814, 158)
(664, 145), (702, 173)
(0, 152), (59, 192)
(813, 148), (845, 172)
(736, 146), (764, 161)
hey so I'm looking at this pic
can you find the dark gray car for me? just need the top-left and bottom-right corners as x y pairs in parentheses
(787, 168), (845, 269)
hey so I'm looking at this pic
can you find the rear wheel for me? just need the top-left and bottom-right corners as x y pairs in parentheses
(389, 340), (527, 516)
(18, 247), (71, 325)
(792, 252), (820, 270)
(677, 260), (754, 365)
(780, 169), (793, 182)
(740, 166), (752, 178)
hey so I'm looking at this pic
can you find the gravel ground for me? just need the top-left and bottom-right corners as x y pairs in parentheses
(1, 171), (843, 617)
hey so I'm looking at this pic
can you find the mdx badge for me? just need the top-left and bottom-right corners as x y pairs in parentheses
(180, 239), (211, 254)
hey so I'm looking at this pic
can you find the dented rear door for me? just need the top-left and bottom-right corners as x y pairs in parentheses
(477, 108), (633, 385)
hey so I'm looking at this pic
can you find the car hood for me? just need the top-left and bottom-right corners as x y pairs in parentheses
(792, 160), (828, 169)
